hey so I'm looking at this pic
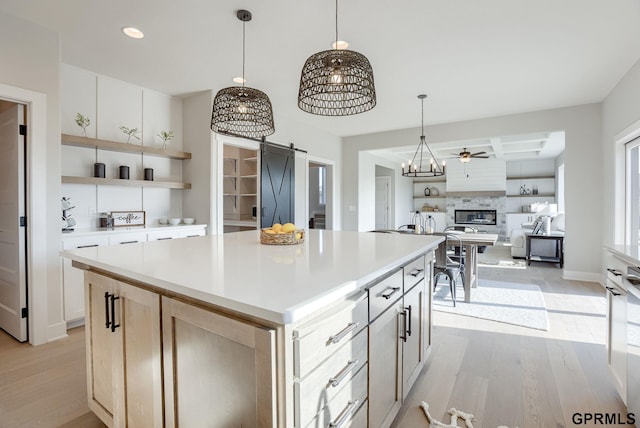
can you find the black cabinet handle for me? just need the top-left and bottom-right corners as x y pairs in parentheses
(607, 268), (623, 276)
(110, 295), (120, 332)
(77, 244), (99, 248)
(399, 310), (408, 342)
(406, 305), (413, 336)
(157, 237), (173, 241)
(104, 292), (111, 329)
(119, 240), (138, 245)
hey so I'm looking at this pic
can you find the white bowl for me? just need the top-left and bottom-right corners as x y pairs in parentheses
(183, 217), (195, 225)
(169, 218), (182, 225)
(158, 218), (168, 225)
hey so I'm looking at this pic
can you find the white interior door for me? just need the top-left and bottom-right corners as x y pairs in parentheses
(0, 104), (27, 341)
(375, 176), (391, 230)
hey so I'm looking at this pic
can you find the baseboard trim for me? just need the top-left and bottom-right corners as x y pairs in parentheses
(562, 270), (600, 283)
(46, 321), (68, 343)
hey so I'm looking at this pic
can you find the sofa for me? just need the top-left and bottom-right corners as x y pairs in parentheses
(510, 213), (565, 258)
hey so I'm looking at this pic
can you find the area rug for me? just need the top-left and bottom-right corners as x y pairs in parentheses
(477, 244), (526, 269)
(433, 279), (549, 331)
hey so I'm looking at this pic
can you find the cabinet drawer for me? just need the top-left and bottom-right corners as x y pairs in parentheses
(62, 235), (109, 250)
(108, 232), (148, 245)
(147, 229), (182, 241)
(368, 269), (403, 322)
(179, 227), (206, 238)
(293, 293), (367, 377)
(295, 329), (367, 427)
(403, 256), (425, 290)
(301, 364), (368, 428)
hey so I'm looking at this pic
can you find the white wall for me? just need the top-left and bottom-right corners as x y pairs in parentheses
(61, 65), (185, 228)
(358, 152), (413, 232)
(602, 57), (640, 247)
(344, 104), (603, 279)
(446, 159), (506, 192)
(0, 11), (62, 344)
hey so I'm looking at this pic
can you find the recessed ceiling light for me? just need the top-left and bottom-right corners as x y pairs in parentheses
(122, 27), (144, 39)
(233, 77), (246, 84)
(332, 40), (349, 50)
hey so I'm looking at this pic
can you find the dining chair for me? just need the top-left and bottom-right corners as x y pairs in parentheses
(433, 234), (465, 306)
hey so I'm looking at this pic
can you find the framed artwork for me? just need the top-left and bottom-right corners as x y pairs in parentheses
(111, 211), (146, 227)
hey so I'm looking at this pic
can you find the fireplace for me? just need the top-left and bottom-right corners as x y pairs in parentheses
(454, 209), (497, 226)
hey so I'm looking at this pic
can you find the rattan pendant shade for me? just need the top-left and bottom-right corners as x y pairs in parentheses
(297, 0), (376, 116)
(211, 10), (275, 139)
(211, 87), (274, 138)
(298, 49), (376, 116)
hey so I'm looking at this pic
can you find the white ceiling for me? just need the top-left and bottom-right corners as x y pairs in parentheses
(371, 131), (566, 165)
(2, 0), (640, 139)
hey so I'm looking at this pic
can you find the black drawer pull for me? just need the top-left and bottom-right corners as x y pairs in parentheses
(157, 237), (173, 240)
(186, 234), (201, 238)
(607, 268), (623, 276)
(77, 244), (99, 249)
(381, 287), (400, 300)
(119, 240), (138, 244)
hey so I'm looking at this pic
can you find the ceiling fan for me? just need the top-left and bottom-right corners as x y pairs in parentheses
(452, 148), (490, 163)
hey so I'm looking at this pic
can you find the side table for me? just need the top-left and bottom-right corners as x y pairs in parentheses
(525, 233), (564, 267)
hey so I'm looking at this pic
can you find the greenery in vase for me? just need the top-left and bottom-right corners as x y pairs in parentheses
(157, 130), (174, 150)
(119, 126), (141, 144)
(75, 113), (90, 136)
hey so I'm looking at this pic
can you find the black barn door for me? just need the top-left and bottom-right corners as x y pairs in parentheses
(261, 144), (294, 227)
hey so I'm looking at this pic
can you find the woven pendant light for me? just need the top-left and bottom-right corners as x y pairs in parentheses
(297, 0), (376, 116)
(211, 10), (275, 138)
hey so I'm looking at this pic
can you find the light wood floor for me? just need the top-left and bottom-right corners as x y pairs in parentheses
(0, 246), (626, 427)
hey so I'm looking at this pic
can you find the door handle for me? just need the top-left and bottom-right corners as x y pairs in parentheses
(399, 310), (408, 342)
(110, 294), (120, 332)
(406, 305), (413, 336)
(104, 292), (111, 329)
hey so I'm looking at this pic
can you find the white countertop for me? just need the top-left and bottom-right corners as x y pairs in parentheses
(604, 244), (640, 267)
(62, 223), (207, 238)
(61, 230), (443, 324)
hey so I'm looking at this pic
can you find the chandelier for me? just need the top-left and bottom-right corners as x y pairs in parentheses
(401, 95), (445, 178)
(297, 0), (376, 116)
(211, 10), (275, 138)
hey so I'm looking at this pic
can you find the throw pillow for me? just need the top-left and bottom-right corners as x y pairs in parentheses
(551, 213), (565, 231)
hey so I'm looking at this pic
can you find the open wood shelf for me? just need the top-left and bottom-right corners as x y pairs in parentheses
(506, 193), (555, 198)
(61, 133), (192, 160)
(506, 175), (554, 180)
(62, 176), (191, 189)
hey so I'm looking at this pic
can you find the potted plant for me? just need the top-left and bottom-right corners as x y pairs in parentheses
(119, 126), (141, 144)
(157, 130), (174, 150)
(75, 113), (90, 137)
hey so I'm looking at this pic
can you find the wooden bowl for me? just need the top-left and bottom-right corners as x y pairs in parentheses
(260, 228), (305, 245)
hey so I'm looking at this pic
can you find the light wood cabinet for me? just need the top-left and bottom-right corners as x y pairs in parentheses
(162, 296), (277, 427)
(368, 298), (403, 427)
(84, 271), (163, 428)
(368, 253), (432, 428)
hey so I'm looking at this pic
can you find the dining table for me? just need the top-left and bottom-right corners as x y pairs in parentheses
(433, 232), (499, 303)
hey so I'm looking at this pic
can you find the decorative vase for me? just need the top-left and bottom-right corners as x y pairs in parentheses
(424, 187), (430, 196)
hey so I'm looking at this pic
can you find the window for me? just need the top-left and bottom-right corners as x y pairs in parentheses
(626, 137), (640, 246)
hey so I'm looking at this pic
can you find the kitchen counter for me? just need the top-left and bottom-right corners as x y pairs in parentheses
(61, 229), (443, 324)
(604, 244), (640, 267)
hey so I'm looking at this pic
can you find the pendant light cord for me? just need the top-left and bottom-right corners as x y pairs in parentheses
(421, 97), (425, 137)
(335, 0), (338, 48)
(242, 19), (246, 87)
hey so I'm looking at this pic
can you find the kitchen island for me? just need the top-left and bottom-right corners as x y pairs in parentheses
(62, 229), (443, 428)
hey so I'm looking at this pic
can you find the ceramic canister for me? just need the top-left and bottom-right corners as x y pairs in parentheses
(119, 165), (130, 179)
